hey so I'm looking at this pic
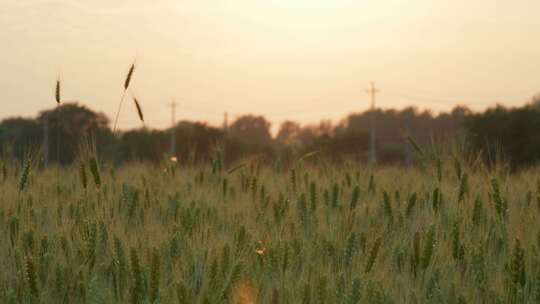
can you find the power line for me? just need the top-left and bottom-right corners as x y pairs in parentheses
(384, 90), (531, 106)
(105, 89), (534, 131)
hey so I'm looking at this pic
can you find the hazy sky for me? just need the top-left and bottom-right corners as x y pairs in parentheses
(2, 0), (539, 130)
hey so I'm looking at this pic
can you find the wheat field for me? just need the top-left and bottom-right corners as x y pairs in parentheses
(1, 149), (540, 304)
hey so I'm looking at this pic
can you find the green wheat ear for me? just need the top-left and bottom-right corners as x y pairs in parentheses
(365, 236), (382, 274)
(310, 181), (317, 212)
(454, 157), (462, 180)
(436, 158), (442, 183)
(411, 231), (421, 278)
(316, 276), (328, 304)
(297, 150), (319, 163)
(129, 248), (144, 304)
(301, 283), (311, 304)
(113, 237), (127, 297)
(405, 192), (417, 218)
(382, 191), (393, 222)
(176, 281), (189, 304)
(149, 248), (161, 303)
(344, 232), (358, 267)
(79, 162), (88, 190)
(227, 163), (246, 174)
(350, 185), (360, 211)
(458, 173), (468, 203)
(407, 136), (424, 157)
(331, 182), (340, 208)
(25, 255), (39, 299)
(89, 157), (101, 188)
(86, 275), (106, 304)
(491, 177), (507, 218)
(510, 238), (526, 287)
(368, 174), (376, 194)
(348, 277), (362, 304)
(290, 169), (297, 193)
(421, 226), (436, 270)
(18, 157), (31, 193)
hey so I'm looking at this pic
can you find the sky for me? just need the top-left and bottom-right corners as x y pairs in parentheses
(1, 0), (539, 131)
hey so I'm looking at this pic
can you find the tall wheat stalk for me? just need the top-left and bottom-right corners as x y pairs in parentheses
(113, 62), (136, 134)
(132, 96), (144, 126)
(54, 77), (62, 200)
(55, 79), (61, 105)
(54, 78), (62, 164)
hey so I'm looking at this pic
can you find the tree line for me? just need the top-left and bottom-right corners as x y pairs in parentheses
(0, 99), (539, 168)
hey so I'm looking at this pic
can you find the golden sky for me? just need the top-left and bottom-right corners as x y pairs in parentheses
(1, 0), (539, 130)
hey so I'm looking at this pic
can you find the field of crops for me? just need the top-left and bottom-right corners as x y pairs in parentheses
(1, 151), (540, 303)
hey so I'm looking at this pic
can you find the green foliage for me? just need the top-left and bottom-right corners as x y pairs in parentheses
(465, 105), (540, 168)
(0, 153), (538, 303)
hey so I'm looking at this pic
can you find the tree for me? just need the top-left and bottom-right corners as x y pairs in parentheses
(120, 129), (168, 163)
(229, 115), (273, 148)
(531, 94), (540, 111)
(276, 121), (301, 145)
(465, 105), (540, 168)
(37, 103), (113, 164)
(0, 118), (42, 160)
(172, 121), (224, 163)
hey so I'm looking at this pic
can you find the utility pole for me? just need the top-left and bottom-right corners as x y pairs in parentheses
(169, 99), (177, 158)
(366, 81), (379, 165)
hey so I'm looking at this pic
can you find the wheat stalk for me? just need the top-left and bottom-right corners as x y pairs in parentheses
(55, 79), (61, 104)
(113, 62), (136, 134)
(18, 156), (31, 193)
(132, 96), (144, 124)
(89, 157), (101, 188)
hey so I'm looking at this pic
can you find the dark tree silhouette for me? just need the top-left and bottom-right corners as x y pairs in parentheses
(4, 100), (539, 169)
(228, 115), (273, 148)
(0, 118), (42, 160)
(466, 105), (540, 168)
(37, 103), (113, 164)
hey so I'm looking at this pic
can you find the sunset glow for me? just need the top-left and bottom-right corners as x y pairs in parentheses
(2, 0), (539, 129)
